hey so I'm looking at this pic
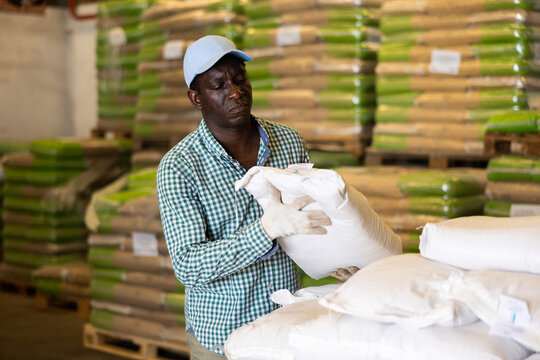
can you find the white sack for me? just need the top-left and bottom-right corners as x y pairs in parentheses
(319, 254), (477, 329)
(289, 314), (530, 360)
(420, 215), (540, 273)
(525, 355), (540, 360)
(224, 300), (325, 360)
(449, 269), (540, 352)
(235, 165), (402, 279)
(270, 284), (341, 306)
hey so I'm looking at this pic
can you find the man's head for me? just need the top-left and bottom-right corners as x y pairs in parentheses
(184, 36), (254, 131)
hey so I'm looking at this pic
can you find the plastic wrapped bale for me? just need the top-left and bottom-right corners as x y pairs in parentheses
(97, 0), (153, 133)
(0, 138), (129, 286)
(85, 167), (187, 344)
(244, 0), (381, 158)
(371, 0), (540, 156)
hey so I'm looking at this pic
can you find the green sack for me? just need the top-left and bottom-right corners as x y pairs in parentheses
(487, 155), (535, 181)
(98, 0), (149, 18)
(534, 159), (540, 182)
(398, 170), (484, 197)
(383, 24), (535, 46)
(90, 278), (119, 302)
(90, 309), (116, 331)
(35, 278), (62, 295)
(400, 231), (421, 253)
(127, 167), (158, 189)
(164, 293), (185, 312)
(88, 247), (117, 269)
(3, 249), (83, 268)
(378, 89), (529, 109)
(486, 110), (540, 133)
(378, 41), (535, 62)
(309, 150), (361, 168)
(2, 224), (86, 243)
(97, 23), (145, 46)
(375, 105), (504, 123)
(93, 267), (127, 282)
(3, 168), (82, 186)
(247, 8), (379, 28)
(3, 196), (82, 215)
(0, 141), (29, 155)
(408, 194), (485, 218)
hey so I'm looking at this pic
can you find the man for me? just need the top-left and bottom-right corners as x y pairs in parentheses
(157, 35), (352, 359)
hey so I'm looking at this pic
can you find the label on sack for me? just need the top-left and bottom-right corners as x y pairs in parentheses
(108, 27), (127, 47)
(163, 40), (185, 60)
(490, 294), (531, 337)
(429, 49), (461, 75)
(132, 232), (159, 256)
(510, 204), (540, 217)
(276, 25), (302, 46)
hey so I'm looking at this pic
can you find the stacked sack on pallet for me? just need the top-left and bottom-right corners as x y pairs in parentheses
(97, 0), (152, 133)
(372, 0), (540, 155)
(225, 214), (540, 360)
(131, 0), (246, 169)
(33, 262), (93, 300)
(484, 155), (540, 217)
(0, 141), (28, 261)
(337, 166), (486, 252)
(85, 167), (187, 344)
(244, 0), (382, 158)
(0, 139), (129, 285)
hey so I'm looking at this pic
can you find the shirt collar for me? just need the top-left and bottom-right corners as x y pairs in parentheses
(198, 115), (271, 166)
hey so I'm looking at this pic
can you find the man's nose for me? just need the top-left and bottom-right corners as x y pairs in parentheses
(228, 82), (242, 99)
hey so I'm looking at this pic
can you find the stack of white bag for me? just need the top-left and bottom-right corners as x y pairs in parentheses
(235, 164), (402, 279)
(225, 214), (540, 360)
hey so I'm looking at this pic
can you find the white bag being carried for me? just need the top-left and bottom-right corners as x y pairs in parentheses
(449, 269), (540, 352)
(236, 165), (402, 279)
(420, 215), (540, 274)
(319, 254), (477, 329)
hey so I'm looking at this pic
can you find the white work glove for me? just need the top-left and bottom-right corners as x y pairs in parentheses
(260, 185), (332, 240)
(331, 266), (360, 282)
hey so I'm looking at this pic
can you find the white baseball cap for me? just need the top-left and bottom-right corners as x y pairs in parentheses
(183, 35), (252, 88)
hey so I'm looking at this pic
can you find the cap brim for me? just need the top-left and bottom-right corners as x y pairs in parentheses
(192, 49), (252, 85)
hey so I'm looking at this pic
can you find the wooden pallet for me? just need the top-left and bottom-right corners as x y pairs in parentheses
(83, 323), (189, 360)
(0, 279), (35, 296)
(35, 292), (90, 319)
(484, 132), (540, 158)
(365, 148), (491, 169)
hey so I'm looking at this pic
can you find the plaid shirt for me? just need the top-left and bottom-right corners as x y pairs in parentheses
(157, 116), (310, 354)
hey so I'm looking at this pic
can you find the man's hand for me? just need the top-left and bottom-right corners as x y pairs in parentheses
(331, 266), (359, 282)
(260, 185), (331, 240)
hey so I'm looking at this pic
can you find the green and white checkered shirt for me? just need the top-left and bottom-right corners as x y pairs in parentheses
(157, 116), (310, 354)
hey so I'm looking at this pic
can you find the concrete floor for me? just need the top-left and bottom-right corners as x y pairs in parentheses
(0, 291), (188, 360)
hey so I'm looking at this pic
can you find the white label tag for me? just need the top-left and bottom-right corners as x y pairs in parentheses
(510, 204), (540, 217)
(490, 294), (531, 337)
(108, 27), (127, 47)
(276, 25), (302, 46)
(429, 49), (461, 75)
(132, 232), (159, 257)
(163, 40), (185, 60)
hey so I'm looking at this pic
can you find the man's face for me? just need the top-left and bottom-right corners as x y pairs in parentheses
(189, 54), (252, 131)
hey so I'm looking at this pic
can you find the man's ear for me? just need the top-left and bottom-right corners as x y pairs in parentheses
(187, 89), (202, 110)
